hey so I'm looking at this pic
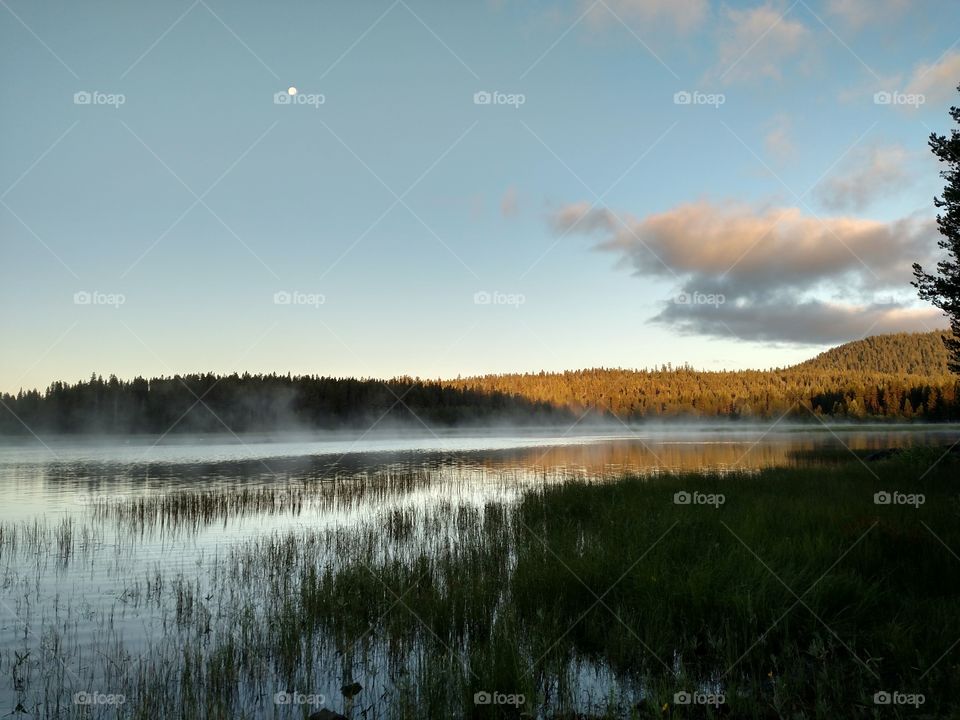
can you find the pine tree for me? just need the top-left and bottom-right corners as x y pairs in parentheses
(914, 83), (960, 373)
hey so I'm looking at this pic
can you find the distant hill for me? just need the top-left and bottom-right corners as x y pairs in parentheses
(2, 333), (958, 435)
(792, 332), (951, 376)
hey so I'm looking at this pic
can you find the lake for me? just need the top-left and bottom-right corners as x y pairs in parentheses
(1, 424), (957, 718)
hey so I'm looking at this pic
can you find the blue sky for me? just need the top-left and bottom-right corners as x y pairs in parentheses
(2, 0), (959, 393)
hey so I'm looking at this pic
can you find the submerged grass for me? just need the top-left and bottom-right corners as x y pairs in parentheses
(3, 449), (960, 718)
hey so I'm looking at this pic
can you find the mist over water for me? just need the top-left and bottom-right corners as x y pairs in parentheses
(3, 423), (956, 525)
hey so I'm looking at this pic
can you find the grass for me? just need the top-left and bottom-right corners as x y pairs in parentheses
(2, 449), (959, 718)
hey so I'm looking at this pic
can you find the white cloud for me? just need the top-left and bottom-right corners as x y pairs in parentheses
(824, 0), (909, 29)
(714, 3), (811, 83)
(764, 116), (796, 164)
(581, 0), (710, 34)
(905, 51), (960, 107)
(857, 51), (960, 113)
(815, 145), (912, 211)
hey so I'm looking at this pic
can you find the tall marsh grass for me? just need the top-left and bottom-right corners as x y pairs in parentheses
(2, 449), (958, 718)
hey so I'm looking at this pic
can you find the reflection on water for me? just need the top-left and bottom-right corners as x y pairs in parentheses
(2, 426), (957, 522)
(0, 425), (957, 717)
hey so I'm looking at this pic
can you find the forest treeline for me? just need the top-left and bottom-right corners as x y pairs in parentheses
(0, 332), (957, 435)
(0, 374), (571, 435)
(449, 331), (958, 421)
(448, 367), (956, 421)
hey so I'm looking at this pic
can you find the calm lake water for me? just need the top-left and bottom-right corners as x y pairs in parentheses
(4, 424), (959, 516)
(1, 424), (957, 718)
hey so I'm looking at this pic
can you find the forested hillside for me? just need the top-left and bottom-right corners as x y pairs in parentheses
(447, 331), (958, 421)
(792, 332), (951, 375)
(448, 366), (956, 421)
(1, 333), (957, 434)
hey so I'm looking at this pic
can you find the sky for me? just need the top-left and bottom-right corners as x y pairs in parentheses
(2, 0), (959, 393)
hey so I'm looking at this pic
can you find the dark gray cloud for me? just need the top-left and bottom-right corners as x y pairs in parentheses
(657, 297), (944, 345)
